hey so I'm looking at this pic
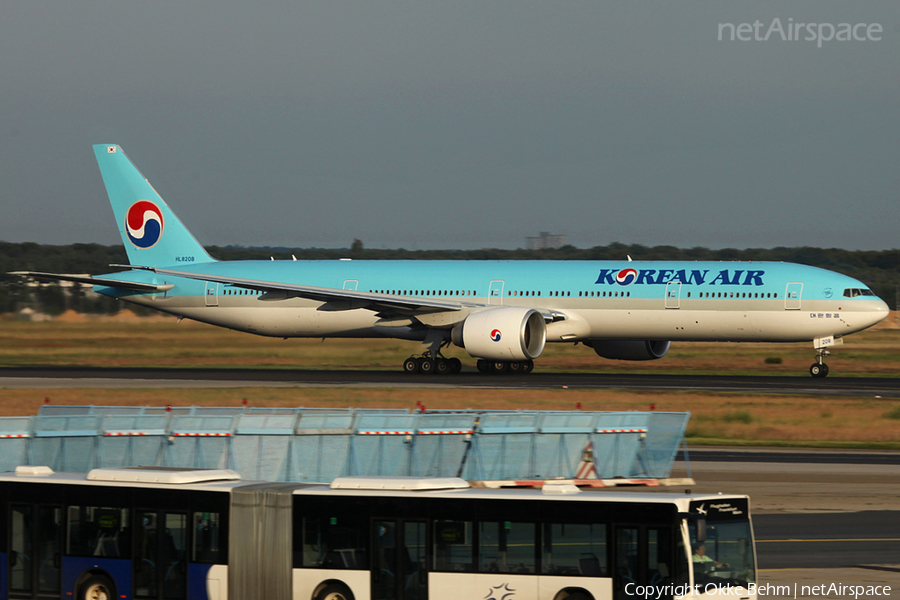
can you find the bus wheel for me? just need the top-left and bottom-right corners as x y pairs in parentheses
(80, 575), (115, 600)
(316, 583), (355, 600)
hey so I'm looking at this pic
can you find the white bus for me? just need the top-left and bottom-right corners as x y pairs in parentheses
(0, 467), (756, 600)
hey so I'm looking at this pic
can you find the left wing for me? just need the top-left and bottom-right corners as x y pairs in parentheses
(152, 267), (475, 315)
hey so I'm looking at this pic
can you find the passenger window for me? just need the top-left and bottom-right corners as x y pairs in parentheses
(542, 523), (607, 577)
(299, 514), (368, 569)
(479, 521), (536, 574)
(67, 506), (130, 559)
(192, 512), (223, 563)
(433, 520), (473, 572)
(615, 527), (639, 600)
(647, 527), (674, 589)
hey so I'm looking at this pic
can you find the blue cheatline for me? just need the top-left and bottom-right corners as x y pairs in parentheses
(0, 406), (689, 483)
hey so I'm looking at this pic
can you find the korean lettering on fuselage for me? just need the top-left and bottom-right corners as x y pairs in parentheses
(595, 268), (765, 286)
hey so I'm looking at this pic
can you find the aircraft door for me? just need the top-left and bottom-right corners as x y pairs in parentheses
(488, 280), (505, 305)
(785, 283), (803, 310)
(204, 282), (219, 307)
(665, 281), (682, 309)
(343, 280), (359, 291)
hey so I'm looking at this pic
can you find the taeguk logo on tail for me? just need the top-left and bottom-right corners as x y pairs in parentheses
(615, 268), (638, 286)
(490, 329), (502, 342)
(125, 200), (164, 248)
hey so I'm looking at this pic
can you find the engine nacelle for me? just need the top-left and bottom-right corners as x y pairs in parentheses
(587, 340), (671, 361)
(451, 307), (546, 361)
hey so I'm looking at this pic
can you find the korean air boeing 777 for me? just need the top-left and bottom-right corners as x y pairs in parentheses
(13, 145), (890, 377)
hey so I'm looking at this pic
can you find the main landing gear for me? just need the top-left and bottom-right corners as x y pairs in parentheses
(400, 354), (536, 375)
(810, 348), (830, 378)
(400, 332), (536, 375)
(476, 359), (535, 374)
(402, 352), (462, 375)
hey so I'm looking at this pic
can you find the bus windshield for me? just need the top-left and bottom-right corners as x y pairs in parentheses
(689, 519), (755, 590)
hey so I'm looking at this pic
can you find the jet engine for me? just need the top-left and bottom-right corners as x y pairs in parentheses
(451, 307), (546, 361)
(586, 340), (671, 361)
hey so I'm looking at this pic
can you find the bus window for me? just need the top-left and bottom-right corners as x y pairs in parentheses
(163, 513), (188, 598)
(433, 520), (473, 572)
(10, 505), (33, 593)
(647, 527), (673, 587)
(192, 512), (222, 563)
(67, 506), (130, 559)
(479, 521), (536, 574)
(689, 520), (755, 589)
(299, 514), (369, 570)
(9, 504), (64, 596)
(542, 523), (607, 577)
(134, 510), (188, 600)
(615, 526), (639, 599)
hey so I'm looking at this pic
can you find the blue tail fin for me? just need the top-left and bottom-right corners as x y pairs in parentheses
(93, 144), (214, 267)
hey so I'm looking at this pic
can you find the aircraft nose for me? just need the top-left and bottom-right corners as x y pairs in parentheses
(867, 297), (891, 326)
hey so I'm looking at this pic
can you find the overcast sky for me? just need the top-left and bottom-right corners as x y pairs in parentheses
(1, 1), (897, 251)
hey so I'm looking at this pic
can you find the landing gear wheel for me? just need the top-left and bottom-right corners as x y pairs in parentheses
(522, 359), (534, 374)
(476, 359), (490, 373)
(435, 358), (450, 375)
(79, 575), (116, 600)
(490, 361), (508, 374)
(507, 360), (523, 374)
(448, 357), (462, 374)
(418, 357), (434, 374)
(403, 357), (420, 373)
(810, 363), (829, 378)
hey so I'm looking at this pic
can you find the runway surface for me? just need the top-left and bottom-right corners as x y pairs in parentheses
(755, 511), (900, 569)
(680, 449), (900, 465)
(0, 367), (898, 395)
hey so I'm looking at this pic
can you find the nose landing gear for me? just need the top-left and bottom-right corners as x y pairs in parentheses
(810, 336), (841, 378)
(810, 348), (830, 378)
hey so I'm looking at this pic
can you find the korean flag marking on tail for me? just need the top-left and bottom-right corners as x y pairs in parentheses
(107, 146), (117, 153)
(490, 329), (502, 342)
(125, 200), (165, 249)
(616, 268), (638, 286)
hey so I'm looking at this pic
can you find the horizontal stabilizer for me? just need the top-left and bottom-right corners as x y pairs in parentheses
(9, 271), (174, 293)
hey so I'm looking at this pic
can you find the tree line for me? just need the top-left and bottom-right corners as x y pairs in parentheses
(1, 241), (897, 314)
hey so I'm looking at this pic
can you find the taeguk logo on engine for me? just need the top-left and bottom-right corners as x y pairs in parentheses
(490, 329), (502, 342)
(615, 268), (638, 286)
(125, 201), (164, 248)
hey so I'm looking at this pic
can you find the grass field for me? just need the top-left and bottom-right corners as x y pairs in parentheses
(1, 312), (899, 447)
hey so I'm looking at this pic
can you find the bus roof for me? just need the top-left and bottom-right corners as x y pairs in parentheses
(296, 477), (749, 514)
(0, 466), (251, 492)
(0, 469), (750, 515)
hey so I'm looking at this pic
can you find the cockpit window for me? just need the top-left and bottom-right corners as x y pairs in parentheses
(843, 288), (876, 298)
